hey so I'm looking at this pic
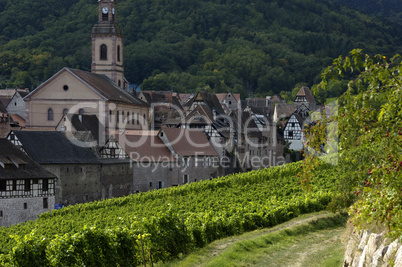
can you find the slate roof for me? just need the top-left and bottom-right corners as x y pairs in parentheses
(160, 127), (218, 157)
(115, 133), (177, 162)
(68, 68), (148, 106)
(0, 139), (56, 180)
(11, 131), (99, 164)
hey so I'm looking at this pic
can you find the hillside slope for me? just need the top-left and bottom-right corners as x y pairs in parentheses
(1, 0), (401, 97)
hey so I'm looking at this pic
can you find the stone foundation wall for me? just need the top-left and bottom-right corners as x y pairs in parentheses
(344, 230), (402, 267)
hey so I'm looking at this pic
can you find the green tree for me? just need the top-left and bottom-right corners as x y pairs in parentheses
(305, 49), (402, 238)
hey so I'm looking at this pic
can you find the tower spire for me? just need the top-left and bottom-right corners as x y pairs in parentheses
(91, 0), (126, 89)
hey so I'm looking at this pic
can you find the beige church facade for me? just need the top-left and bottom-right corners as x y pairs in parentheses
(24, 0), (148, 136)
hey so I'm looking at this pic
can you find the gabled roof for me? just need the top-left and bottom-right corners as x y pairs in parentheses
(270, 95), (283, 102)
(178, 93), (193, 104)
(185, 104), (213, 125)
(0, 97), (12, 108)
(11, 131), (99, 164)
(274, 103), (297, 121)
(26, 68), (148, 106)
(113, 133), (177, 162)
(185, 91), (226, 116)
(0, 139), (56, 180)
(215, 93), (241, 103)
(285, 113), (304, 128)
(295, 87), (316, 104)
(160, 127), (218, 157)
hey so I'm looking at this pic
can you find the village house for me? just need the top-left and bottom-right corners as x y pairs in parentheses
(6, 90), (29, 122)
(273, 87), (318, 154)
(159, 127), (222, 182)
(100, 130), (178, 192)
(7, 130), (101, 205)
(137, 91), (184, 130)
(0, 139), (56, 227)
(215, 92), (241, 113)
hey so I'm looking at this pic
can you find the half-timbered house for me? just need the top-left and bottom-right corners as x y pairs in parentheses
(0, 139), (56, 227)
(283, 113), (304, 150)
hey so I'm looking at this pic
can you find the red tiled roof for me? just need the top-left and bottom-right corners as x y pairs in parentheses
(116, 133), (176, 162)
(160, 127), (218, 157)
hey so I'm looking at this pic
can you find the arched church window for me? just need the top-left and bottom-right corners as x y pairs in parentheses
(79, 109), (85, 115)
(47, 108), (54, 121)
(118, 80), (121, 87)
(117, 45), (121, 62)
(100, 45), (107, 60)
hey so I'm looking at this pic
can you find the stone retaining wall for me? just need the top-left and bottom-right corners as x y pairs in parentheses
(344, 230), (402, 266)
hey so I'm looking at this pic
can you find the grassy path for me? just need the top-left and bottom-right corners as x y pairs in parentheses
(161, 211), (347, 267)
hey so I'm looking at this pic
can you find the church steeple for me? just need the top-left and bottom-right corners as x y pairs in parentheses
(91, 0), (126, 89)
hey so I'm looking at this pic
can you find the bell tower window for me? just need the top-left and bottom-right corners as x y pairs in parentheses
(100, 45), (107, 60)
(102, 6), (109, 21)
(117, 45), (121, 62)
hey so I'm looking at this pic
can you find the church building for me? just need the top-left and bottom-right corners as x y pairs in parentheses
(24, 0), (149, 140)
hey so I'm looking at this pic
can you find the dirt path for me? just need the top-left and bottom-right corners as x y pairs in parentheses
(164, 211), (347, 267)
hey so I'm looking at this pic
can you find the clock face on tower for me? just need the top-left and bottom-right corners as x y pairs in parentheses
(102, 7), (109, 14)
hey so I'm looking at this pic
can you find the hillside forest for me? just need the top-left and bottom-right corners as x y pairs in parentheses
(0, 0), (402, 100)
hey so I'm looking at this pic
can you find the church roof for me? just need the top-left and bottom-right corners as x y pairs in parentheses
(25, 68), (148, 107)
(11, 131), (100, 164)
(68, 68), (148, 106)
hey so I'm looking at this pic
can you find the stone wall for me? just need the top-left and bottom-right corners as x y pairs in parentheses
(344, 230), (402, 267)
(101, 160), (134, 199)
(44, 164), (101, 205)
(0, 196), (55, 227)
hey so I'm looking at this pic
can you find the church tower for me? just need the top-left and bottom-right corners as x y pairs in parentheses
(91, 0), (126, 89)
